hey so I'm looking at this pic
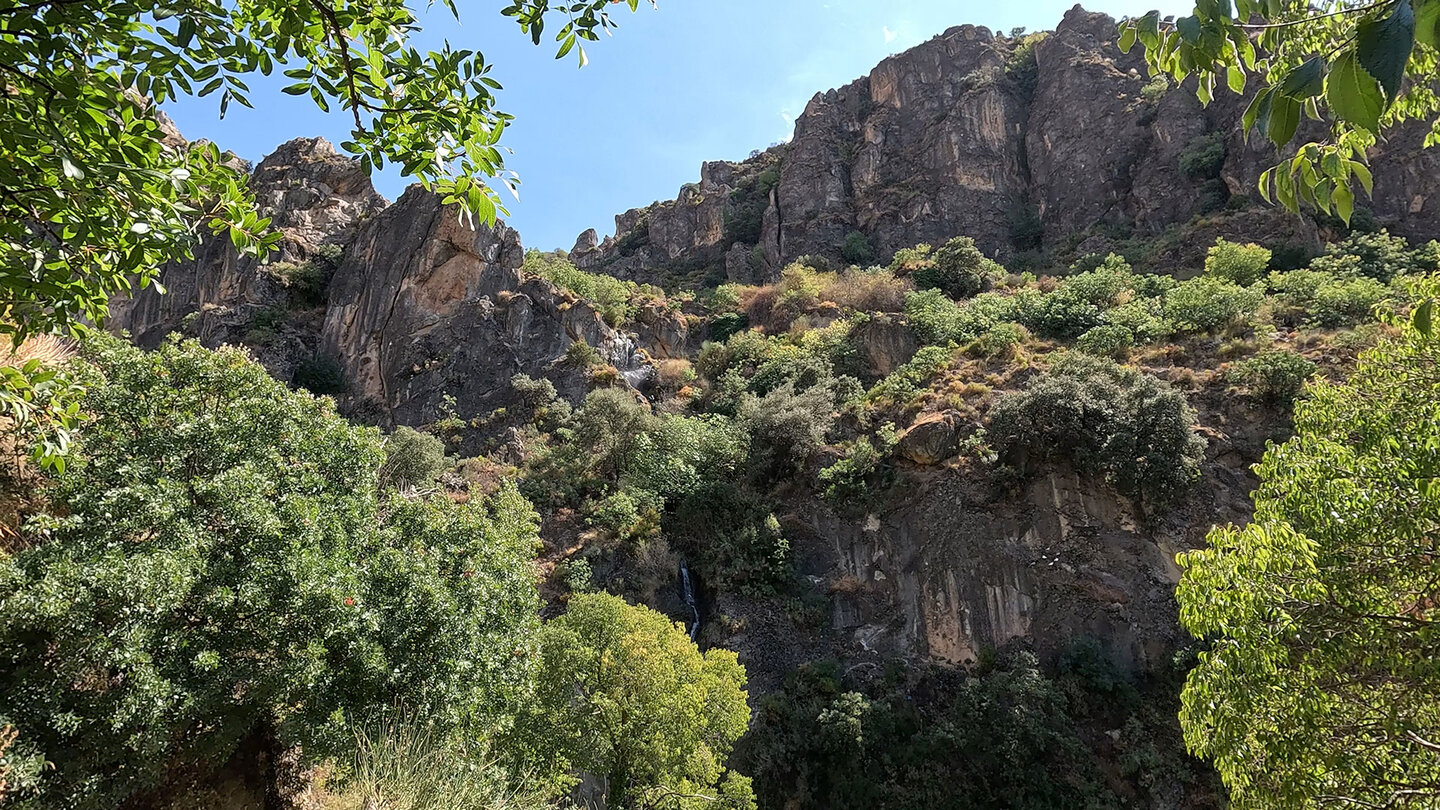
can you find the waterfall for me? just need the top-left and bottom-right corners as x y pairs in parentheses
(679, 560), (700, 641)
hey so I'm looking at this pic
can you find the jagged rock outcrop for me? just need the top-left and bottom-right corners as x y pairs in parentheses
(320, 187), (656, 428)
(110, 137), (387, 380)
(573, 5), (1438, 281)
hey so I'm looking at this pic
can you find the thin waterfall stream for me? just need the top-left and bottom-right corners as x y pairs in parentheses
(679, 560), (700, 641)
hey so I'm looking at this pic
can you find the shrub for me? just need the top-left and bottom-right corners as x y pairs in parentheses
(1205, 239), (1272, 286)
(524, 249), (641, 326)
(1076, 324), (1134, 358)
(970, 322), (1029, 358)
(1008, 200), (1044, 251)
(334, 717), (554, 810)
(887, 244), (934, 275)
(1060, 255), (1134, 307)
(840, 231), (875, 265)
(1226, 351), (1317, 403)
(1269, 270), (1390, 328)
(863, 346), (953, 411)
(0, 336), (541, 809)
(1140, 74), (1170, 102)
(1310, 230), (1419, 282)
(381, 426), (450, 489)
(671, 483), (792, 594)
(564, 339), (602, 368)
(1164, 276), (1263, 333)
(821, 267), (910, 313)
(725, 168), (780, 246)
(710, 312), (750, 342)
(586, 490), (644, 537)
(1017, 288), (1104, 340)
(294, 353), (348, 395)
(904, 289), (971, 345)
(914, 236), (1003, 300)
(510, 373), (559, 414)
(264, 259), (329, 307)
(989, 353), (1205, 506)
(1178, 133), (1226, 181)
(743, 654), (1121, 810)
(1102, 298), (1171, 343)
(740, 381), (836, 473)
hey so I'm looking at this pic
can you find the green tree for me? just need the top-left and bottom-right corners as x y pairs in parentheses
(1119, 1), (1439, 225)
(1177, 285), (1440, 808)
(520, 592), (755, 810)
(914, 235), (1003, 300)
(0, 0), (651, 341)
(0, 336), (541, 809)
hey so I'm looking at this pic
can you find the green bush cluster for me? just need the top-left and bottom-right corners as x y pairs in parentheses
(1268, 269), (1390, 328)
(523, 249), (664, 327)
(380, 425), (450, 489)
(989, 354), (1205, 506)
(913, 236), (1004, 300)
(294, 353), (348, 395)
(1178, 133), (1226, 181)
(1163, 275), (1263, 333)
(863, 345), (954, 412)
(725, 166), (780, 247)
(1226, 350), (1317, 403)
(740, 652), (1190, 810)
(0, 336), (542, 809)
(840, 230), (874, 264)
(1205, 239), (1272, 286)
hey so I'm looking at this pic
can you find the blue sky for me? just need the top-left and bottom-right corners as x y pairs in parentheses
(162, 1), (1188, 251)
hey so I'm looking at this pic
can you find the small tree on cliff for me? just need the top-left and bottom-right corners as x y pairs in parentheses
(1177, 280), (1440, 808)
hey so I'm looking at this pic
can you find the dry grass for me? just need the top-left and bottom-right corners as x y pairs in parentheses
(0, 333), (73, 368)
(820, 271), (911, 313)
(1, 334), (76, 549)
(655, 358), (695, 390)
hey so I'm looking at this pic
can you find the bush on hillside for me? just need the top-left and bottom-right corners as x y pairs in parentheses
(1268, 269), (1390, 328)
(294, 353), (348, 395)
(1226, 351), (1317, 404)
(380, 425), (450, 490)
(914, 236), (1004, 300)
(840, 231), (875, 265)
(0, 336), (541, 809)
(1164, 276), (1263, 333)
(1076, 324), (1134, 358)
(1309, 230), (1420, 283)
(1178, 133), (1226, 181)
(989, 353), (1205, 507)
(1205, 239), (1272, 286)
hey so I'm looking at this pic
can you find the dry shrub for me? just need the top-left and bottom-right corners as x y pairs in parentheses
(655, 358), (695, 390)
(821, 270), (912, 313)
(628, 535), (680, 604)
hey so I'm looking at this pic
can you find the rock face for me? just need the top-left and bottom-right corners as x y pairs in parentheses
(112, 137), (386, 348)
(572, 5), (1439, 281)
(320, 186), (655, 427)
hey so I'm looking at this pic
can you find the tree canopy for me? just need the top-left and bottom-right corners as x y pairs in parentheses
(0, 335), (542, 808)
(1177, 278), (1440, 808)
(1120, 0), (1439, 225)
(519, 592), (755, 810)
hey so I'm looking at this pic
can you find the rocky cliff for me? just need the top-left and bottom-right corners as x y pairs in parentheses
(108, 2), (1435, 697)
(571, 5), (1439, 287)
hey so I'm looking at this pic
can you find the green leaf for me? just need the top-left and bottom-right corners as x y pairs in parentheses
(1277, 56), (1325, 99)
(1417, 0), (1440, 49)
(1415, 297), (1434, 337)
(1332, 181), (1355, 224)
(1227, 65), (1246, 94)
(1118, 24), (1137, 53)
(1348, 160), (1375, 196)
(1243, 86), (1272, 137)
(1356, 0), (1415, 102)
(1327, 50), (1385, 132)
(1266, 93), (1301, 147)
